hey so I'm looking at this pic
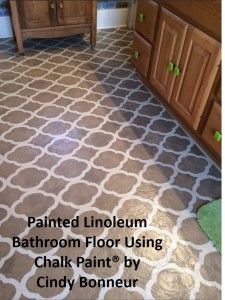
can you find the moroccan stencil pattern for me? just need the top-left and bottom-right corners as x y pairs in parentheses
(0, 29), (221, 299)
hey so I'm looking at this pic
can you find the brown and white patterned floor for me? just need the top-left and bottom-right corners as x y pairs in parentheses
(0, 28), (221, 300)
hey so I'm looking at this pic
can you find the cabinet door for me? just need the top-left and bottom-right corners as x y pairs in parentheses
(57, 0), (92, 26)
(149, 9), (188, 100)
(135, 0), (158, 43)
(19, 0), (56, 29)
(171, 27), (221, 130)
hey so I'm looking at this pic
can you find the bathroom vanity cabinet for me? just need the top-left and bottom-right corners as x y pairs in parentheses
(9, 0), (97, 53)
(132, 0), (221, 162)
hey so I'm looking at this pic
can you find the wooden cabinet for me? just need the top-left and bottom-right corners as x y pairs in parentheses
(171, 27), (221, 129)
(10, 0), (97, 54)
(202, 102), (221, 157)
(135, 0), (158, 43)
(132, 32), (152, 78)
(149, 9), (188, 100)
(149, 8), (220, 130)
(132, 0), (221, 162)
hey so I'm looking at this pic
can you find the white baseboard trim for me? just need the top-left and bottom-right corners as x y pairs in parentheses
(0, 8), (129, 39)
(0, 16), (13, 38)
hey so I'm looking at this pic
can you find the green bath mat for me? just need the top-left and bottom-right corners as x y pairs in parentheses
(197, 199), (221, 253)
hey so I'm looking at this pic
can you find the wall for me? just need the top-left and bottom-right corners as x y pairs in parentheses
(97, 0), (130, 28)
(98, 0), (129, 9)
(97, 8), (129, 29)
(0, 0), (13, 38)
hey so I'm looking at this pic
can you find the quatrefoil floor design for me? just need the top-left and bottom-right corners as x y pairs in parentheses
(0, 28), (221, 300)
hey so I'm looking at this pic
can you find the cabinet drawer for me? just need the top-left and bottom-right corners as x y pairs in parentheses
(135, 0), (158, 42)
(202, 102), (221, 156)
(132, 32), (152, 78)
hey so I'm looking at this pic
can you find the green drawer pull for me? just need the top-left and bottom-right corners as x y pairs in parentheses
(134, 51), (140, 59)
(138, 13), (145, 22)
(168, 62), (174, 72)
(174, 66), (180, 76)
(214, 131), (221, 142)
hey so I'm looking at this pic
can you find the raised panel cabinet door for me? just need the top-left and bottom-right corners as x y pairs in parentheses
(149, 9), (188, 101)
(19, 0), (57, 29)
(171, 27), (221, 130)
(135, 0), (159, 42)
(57, 0), (92, 26)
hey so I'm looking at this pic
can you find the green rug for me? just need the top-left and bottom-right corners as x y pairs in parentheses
(197, 199), (221, 253)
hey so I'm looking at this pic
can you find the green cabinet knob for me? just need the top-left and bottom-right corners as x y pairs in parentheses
(214, 131), (221, 142)
(168, 62), (174, 72)
(134, 50), (140, 59)
(174, 66), (180, 76)
(138, 13), (145, 22)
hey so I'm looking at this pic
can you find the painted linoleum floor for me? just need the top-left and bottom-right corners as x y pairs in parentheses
(0, 29), (221, 300)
